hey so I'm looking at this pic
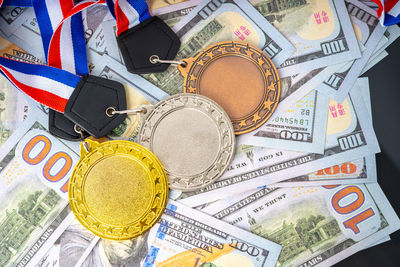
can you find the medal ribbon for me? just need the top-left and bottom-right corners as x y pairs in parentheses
(0, 1), (99, 112)
(0, 0), (94, 76)
(33, 0), (91, 75)
(1, 0), (151, 40)
(106, 0), (151, 35)
(0, 0), (152, 112)
(0, 56), (81, 112)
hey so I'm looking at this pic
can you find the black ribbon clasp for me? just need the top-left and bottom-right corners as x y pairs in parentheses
(117, 16), (181, 74)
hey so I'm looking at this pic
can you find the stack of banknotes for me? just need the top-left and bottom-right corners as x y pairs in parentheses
(0, 0), (399, 266)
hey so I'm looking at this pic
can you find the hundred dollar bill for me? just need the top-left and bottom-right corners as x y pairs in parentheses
(142, 0), (295, 95)
(250, 0), (361, 76)
(274, 156), (376, 187)
(371, 32), (388, 57)
(318, 0), (386, 102)
(0, 112), (79, 267)
(200, 183), (400, 267)
(274, 77), (377, 187)
(99, 20), (122, 63)
(80, 200), (282, 267)
(0, 32), (41, 64)
(0, 6), (33, 37)
(36, 219), (97, 267)
(178, 82), (380, 207)
(238, 90), (329, 154)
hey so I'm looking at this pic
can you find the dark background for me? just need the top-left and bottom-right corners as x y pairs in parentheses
(334, 37), (400, 266)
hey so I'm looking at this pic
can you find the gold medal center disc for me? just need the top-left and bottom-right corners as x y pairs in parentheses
(180, 41), (281, 135)
(69, 140), (168, 240)
(84, 156), (152, 224)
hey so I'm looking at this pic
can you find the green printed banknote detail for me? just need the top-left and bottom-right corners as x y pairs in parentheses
(201, 183), (400, 267)
(78, 200), (282, 267)
(0, 114), (79, 267)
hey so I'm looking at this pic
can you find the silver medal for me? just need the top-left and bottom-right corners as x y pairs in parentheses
(138, 93), (235, 191)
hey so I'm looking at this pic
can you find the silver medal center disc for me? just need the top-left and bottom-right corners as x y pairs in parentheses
(138, 94), (235, 191)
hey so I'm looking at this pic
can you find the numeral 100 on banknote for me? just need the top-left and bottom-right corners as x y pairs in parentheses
(15, 130), (75, 196)
(315, 162), (358, 176)
(325, 184), (378, 240)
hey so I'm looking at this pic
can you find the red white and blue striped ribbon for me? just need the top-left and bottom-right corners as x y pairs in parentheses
(0, 0), (93, 112)
(0, 0), (151, 113)
(371, 0), (400, 26)
(0, 56), (81, 112)
(45, 0), (105, 75)
(1, 0), (92, 76)
(106, 0), (151, 35)
(33, 0), (90, 75)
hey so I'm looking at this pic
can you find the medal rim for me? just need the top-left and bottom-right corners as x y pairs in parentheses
(138, 93), (235, 192)
(181, 41), (281, 135)
(68, 139), (168, 240)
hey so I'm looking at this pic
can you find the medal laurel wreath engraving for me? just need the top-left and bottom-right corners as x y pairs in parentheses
(69, 139), (168, 240)
(178, 41), (281, 135)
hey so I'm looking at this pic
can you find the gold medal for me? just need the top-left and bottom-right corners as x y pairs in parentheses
(68, 139), (168, 240)
(178, 41), (281, 135)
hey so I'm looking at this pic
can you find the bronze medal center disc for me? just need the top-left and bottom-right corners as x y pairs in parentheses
(152, 108), (220, 176)
(199, 55), (265, 120)
(83, 155), (153, 226)
(180, 41), (281, 135)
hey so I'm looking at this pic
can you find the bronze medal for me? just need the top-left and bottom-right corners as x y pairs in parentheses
(178, 41), (281, 135)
